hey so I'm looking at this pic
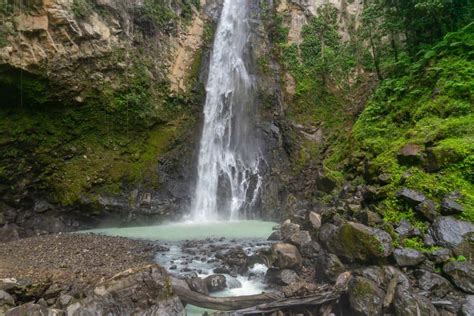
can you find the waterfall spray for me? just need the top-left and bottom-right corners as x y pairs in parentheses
(191, 0), (262, 222)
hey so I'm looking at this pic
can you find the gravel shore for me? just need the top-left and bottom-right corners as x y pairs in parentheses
(0, 233), (157, 293)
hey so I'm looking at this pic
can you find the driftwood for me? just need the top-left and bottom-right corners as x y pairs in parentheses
(172, 284), (342, 313)
(235, 287), (342, 315)
(172, 285), (284, 310)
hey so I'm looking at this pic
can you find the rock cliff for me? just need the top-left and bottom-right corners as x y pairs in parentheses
(0, 0), (218, 238)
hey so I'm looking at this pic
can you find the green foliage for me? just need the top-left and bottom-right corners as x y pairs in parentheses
(72, 0), (93, 19)
(452, 255), (467, 262)
(141, 0), (200, 28)
(0, 49), (203, 208)
(283, 4), (355, 90)
(0, 67), (50, 106)
(363, 0), (474, 58)
(348, 25), (474, 222)
(403, 237), (440, 253)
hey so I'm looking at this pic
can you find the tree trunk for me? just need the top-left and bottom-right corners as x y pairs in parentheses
(172, 285), (284, 311)
(369, 29), (383, 81)
(172, 285), (342, 313)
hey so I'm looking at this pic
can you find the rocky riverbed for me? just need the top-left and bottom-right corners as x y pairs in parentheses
(0, 233), (164, 313)
(1, 203), (474, 316)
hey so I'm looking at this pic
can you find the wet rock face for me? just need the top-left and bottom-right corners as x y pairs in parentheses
(431, 217), (474, 249)
(265, 268), (299, 286)
(415, 270), (452, 298)
(393, 248), (425, 267)
(204, 274), (227, 293)
(443, 261), (474, 294)
(326, 222), (393, 263)
(348, 276), (385, 316)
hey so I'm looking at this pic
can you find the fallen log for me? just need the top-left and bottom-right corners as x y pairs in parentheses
(172, 284), (342, 313)
(172, 285), (284, 311)
(235, 289), (342, 315)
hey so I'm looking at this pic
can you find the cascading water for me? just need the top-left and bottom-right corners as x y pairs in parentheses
(191, 0), (263, 222)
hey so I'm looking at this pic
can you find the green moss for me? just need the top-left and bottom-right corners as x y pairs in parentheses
(352, 278), (375, 297)
(0, 49), (201, 209)
(326, 25), (474, 222)
(403, 237), (441, 253)
(338, 223), (389, 259)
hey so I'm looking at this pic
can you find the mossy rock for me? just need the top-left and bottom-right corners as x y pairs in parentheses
(327, 222), (393, 263)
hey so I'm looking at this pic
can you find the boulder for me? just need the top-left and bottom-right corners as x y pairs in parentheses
(265, 268), (298, 286)
(0, 290), (14, 307)
(217, 247), (248, 268)
(204, 274), (226, 293)
(441, 198), (464, 215)
(299, 240), (321, 259)
(272, 243), (303, 269)
(33, 200), (53, 213)
(443, 261), (474, 293)
(395, 220), (419, 238)
(0, 279), (19, 291)
(394, 290), (439, 316)
(361, 266), (385, 285)
(0, 225), (20, 243)
(58, 294), (73, 308)
(393, 248), (425, 267)
(415, 199), (439, 222)
(6, 303), (63, 316)
(280, 221), (301, 240)
(356, 210), (383, 227)
(267, 230), (282, 241)
(327, 222), (393, 263)
(317, 253), (345, 282)
(431, 217), (474, 249)
(415, 270), (452, 297)
(461, 295), (474, 316)
(348, 276), (384, 316)
(309, 211), (322, 229)
(394, 277), (439, 316)
(318, 223), (338, 246)
(286, 230), (312, 248)
(397, 144), (423, 165)
(70, 264), (185, 315)
(453, 232), (474, 259)
(315, 173), (336, 193)
(427, 248), (452, 264)
(185, 274), (208, 295)
(396, 188), (426, 207)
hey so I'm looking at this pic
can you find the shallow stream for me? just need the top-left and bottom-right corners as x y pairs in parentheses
(85, 220), (277, 315)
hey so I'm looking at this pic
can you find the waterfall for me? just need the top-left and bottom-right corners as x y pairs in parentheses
(191, 0), (263, 222)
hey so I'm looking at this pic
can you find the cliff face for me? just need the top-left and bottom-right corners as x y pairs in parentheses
(0, 0), (365, 236)
(0, 0), (218, 238)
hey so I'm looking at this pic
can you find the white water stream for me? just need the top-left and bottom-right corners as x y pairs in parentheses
(191, 0), (263, 221)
